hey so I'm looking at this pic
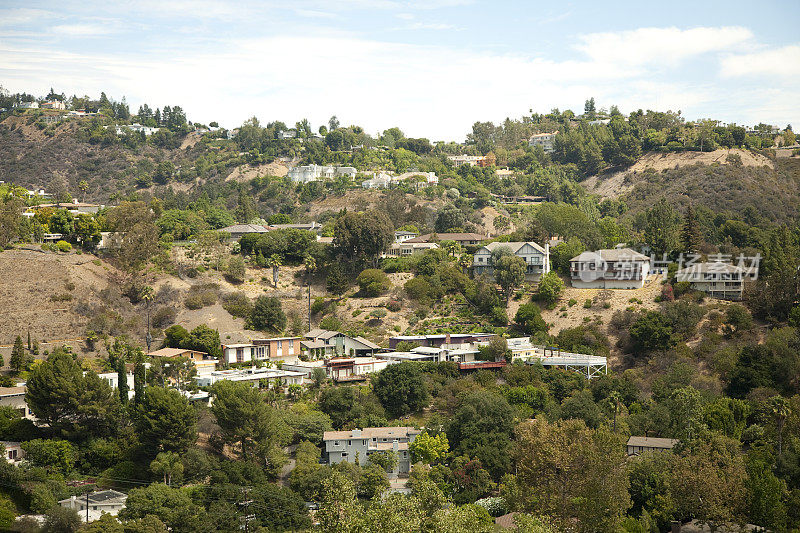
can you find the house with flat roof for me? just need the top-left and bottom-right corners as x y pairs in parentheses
(221, 337), (302, 365)
(528, 131), (557, 152)
(195, 366), (305, 388)
(388, 332), (495, 350)
(59, 490), (127, 522)
(0, 386), (34, 420)
(147, 347), (218, 377)
(570, 248), (651, 289)
(447, 155), (485, 167)
(626, 436), (679, 456)
(473, 241), (550, 280)
(675, 262), (745, 300)
(405, 233), (485, 247)
(1, 441), (24, 465)
(323, 427), (420, 478)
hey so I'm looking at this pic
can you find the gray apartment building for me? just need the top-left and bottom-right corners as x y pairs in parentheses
(322, 427), (421, 478)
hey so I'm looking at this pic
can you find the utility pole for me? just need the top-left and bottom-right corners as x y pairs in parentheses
(239, 488), (254, 533)
(85, 490), (89, 523)
(307, 283), (311, 332)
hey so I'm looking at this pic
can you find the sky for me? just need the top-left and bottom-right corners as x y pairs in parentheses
(1, 0), (799, 141)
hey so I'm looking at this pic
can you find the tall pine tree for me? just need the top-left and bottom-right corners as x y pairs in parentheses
(680, 205), (703, 255)
(118, 359), (129, 405)
(9, 336), (28, 373)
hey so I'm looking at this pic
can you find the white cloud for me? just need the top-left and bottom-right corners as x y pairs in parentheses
(1, 26), (797, 139)
(51, 23), (117, 36)
(576, 26), (754, 67)
(720, 44), (800, 78)
(0, 8), (57, 26)
(399, 22), (456, 30)
(295, 9), (340, 19)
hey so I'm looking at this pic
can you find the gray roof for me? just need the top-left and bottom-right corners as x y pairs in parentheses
(571, 248), (650, 262)
(324, 426), (420, 441)
(406, 233), (485, 243)
(481, 241), (547, 254)
(353, 336), (381, 350)
(219, 223), (270, 234)
(627, 436), (678, 449)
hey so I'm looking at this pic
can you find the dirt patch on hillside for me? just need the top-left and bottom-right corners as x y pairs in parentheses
(584, 149), (774, 198)
(225, 161), (288, 182)
(0, 247), (122, 350)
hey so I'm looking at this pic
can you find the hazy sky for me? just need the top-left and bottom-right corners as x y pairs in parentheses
(1, 0), (799, 140)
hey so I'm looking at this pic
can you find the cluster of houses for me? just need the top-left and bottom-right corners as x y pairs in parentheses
(287, 164), (357, 183)
(361, 171), (439, 189)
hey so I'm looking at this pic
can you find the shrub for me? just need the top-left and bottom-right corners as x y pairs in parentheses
(386, 300), (402, 312)
(222, 292), (253, 319)
(356, 269), (391, 297)
(225, 255), (246, 284)
(184, 294), (204, 310)
(568, 299), (577, 307)
(370, 309), (387, 319)
(673, 281), (693, 298)
(152, 307), (177, 328)
(537, 272), (564, 306)
(583, 299), (592, 309)
(311, 297), (326, 315)
(515, 303), (547, 335)
(404, 277), (433, 303)
(49, 293), (73, 302)
(56, 240), (72, 252)
(319, 315), (342, 331)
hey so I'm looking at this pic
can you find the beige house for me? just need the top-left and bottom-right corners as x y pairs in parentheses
(221, 337), (302, 365)
(570, 248), (651, 289)
(147, 347), (218, 377)
(1, 441), (24, 464)
(0, 386), (34, 420)
(627, 436), (679, 456)
(675, 262), (745, 300)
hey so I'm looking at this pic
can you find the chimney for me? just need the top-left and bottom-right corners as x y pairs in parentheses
(352, 429), (362, 438)
(392, 440), (399, 452)
(445, 333), (451, 346)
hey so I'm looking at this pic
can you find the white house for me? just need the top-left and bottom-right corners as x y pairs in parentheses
(303, 329), (381, 358)
(394, 230), (419, 243)
(569, 248), (651, 289)
(288, 165), (357, 183)
(384, 241), (439, 257)
(111, 123), (160, 136)
(675, 262), (745, 300)
(1, 441), (24, 465)
(528, 132), (557, 152)
(472, 241), (550, 280)
(59, 490), (127, 522)
(41, 101), (66, 110)
(362, 172), (393, 189)
(195, 367), (305, 388)
(447, 155), (485, 167)
(0, 386), (34, 420)
(18, 101), (39, 109)
(221, 337), (302, 365)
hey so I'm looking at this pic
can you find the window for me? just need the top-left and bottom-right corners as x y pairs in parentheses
(254, 346), (265, 359)
(334, 441), (339, 446)
(236, 348), (244, 363)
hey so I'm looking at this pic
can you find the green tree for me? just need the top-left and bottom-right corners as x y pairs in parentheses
(9, 335), (30, 372)
(643, 198), (680, 256)
(250, 295), (286, 332)
(408, 431), (449, 464)
(435, 204), (465, 232)
(26, 350), (120, 438)
(20, 439), (74, 475)
(42, 505), (81, 533)
(119, 483), (208, 533)
(630, 311), (675, 354)
(211, 380), (290, 462)
(373, 362), (430, 418)
(135, 387), (197, 455)
(150, 451), (184, 486)
(514, 418), (630, 532)
(515, 303), (548, 335)
(356, 268), (390, 296)
(537, 272), (564, 306)
(494, 255), (526, 302)
(680, 205), (703, 255)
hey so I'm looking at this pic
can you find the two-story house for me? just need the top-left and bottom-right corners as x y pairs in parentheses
(221, 337), (302, 365)
(323, 427), (421, 478)
(472, 241), (550, 280)
(569, 248), (651, 289)
(405, 233), (486, 247)
(675, 262), (745, 300)
(528, 131), (557, 152)
(302, 329), (381, 358)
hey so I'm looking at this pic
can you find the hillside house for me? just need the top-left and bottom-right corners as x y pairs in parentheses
(1, 441), (24, 464)
(41, 100), (66, 110)
(59, 490), (127, 522)
(569, 248), (651, 289)
(473, 241), (550, 280)
(303, 329), (381, 358)
(288, 165), (357, 183)
(18, 101), (39, 109)
(376, 345), (478, 363)
(394, 230), (419, 243)
(221, 337), (302, 365)
(195, 367), (305, 388)
(447, 155), (485, 167)
(0, 386), (34, 420)
(528, 132), (557, 152)
(218, 223), (271, 240)
(405, 233), (485, 247)
(384, 241), (439, 257)
(270, 222), (321, 233)
(147, 347), (218, 377)
(626, 436), (679, 456)
(388, 332), (495, 350)
(362, 172), (393, 189)
(323, 427), (420, 478)
(675, 262), (745, 300)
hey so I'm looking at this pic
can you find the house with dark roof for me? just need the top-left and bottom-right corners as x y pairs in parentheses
(627, 436), (679, 456)
(218, 223), (271, 240)
(303, 329), (380, 357)
(59, 490), (128, 522)
(473, 241), (550, 280)
(569, 247), (651, 289)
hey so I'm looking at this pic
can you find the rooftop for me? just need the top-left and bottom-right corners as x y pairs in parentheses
(480, 241), (547, 254)
(147, 347), (207, 358)
(571, 248), (650, 262)
(324, 426), (420, 441)
(405, 232), (485, 243)
(627, 436), (679, 449)
(676, 262), (745, 274)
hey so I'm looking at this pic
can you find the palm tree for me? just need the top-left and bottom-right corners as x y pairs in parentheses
(140, 285), (155, 352)
(268, 254), (282, 287)
(608, 391), (622, 432)
(770, 396), (790, 459)
(150, 452), (183, 486)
